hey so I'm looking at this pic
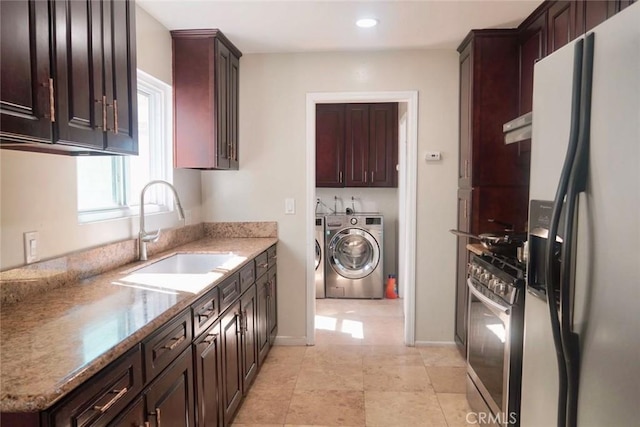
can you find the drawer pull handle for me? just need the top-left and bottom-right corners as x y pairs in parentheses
(271, 254), (277, 260)
(163, 335), (185, 351)
(198, 308), (215, 319)
(258, 262), (269, 268)
(94, 387), (128, 413)
(48, 78), (55, 122)
(203, 333), (218, 344)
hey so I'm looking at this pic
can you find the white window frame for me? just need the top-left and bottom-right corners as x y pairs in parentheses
(77, 70), (173, 223)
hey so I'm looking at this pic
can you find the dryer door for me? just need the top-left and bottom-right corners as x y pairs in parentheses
(328, 228), (380, 279)
(315, 239), (322, 270)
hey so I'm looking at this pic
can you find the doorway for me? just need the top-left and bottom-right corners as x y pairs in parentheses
(305, 91), (418, 345)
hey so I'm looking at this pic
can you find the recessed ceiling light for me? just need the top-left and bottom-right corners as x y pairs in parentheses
(356, 18), (378, 28)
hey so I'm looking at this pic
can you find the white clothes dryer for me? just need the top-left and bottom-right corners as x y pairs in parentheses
(315, 215), (325, 298)
(325, 214), (383, 299)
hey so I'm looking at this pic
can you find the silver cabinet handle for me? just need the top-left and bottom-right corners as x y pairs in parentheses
(339, 171), (343, 183)
(258, 262), (269, 268)
(48, 78), (55, 122)
(149, 408), (161, 427)
(163, 335), (185, 351)
(94, 387), (128, 413)
(203, 332), (218, 344)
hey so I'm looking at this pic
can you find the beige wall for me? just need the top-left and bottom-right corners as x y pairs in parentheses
(201, 50), (459, 343)
(0, 5), (202, 270)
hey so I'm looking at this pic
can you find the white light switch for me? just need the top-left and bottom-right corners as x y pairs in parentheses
(285, 198), (295, 214)
(24, 231), (40, 264)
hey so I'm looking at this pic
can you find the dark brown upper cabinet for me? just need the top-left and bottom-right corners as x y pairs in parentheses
(316, 102), (398, 188)
(316, 104), (346, 187)
(457, 30), (526, 189)
(172, 29), (242, 170)
(0, 0), (138, 155)
(345, 103), (398, 187)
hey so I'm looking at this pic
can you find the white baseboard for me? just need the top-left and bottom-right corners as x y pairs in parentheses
(273, 336), (308, 346)
(414, 340), (457, 347)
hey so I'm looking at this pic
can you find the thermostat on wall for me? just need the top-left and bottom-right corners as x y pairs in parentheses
(425, 151), (442, 161)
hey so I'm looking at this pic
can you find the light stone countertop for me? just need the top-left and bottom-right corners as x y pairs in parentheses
(0, 236), (277, 413)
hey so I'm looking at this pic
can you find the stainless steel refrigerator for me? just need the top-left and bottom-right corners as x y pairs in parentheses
(521, 3), (640, 427)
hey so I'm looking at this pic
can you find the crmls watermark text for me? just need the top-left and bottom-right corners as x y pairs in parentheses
(466, 411), (518, 425)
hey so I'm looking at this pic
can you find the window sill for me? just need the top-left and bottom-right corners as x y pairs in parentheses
(78, 205), (169, 224)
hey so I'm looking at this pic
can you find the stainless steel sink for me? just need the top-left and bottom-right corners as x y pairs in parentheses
(134, 253), (237, 274)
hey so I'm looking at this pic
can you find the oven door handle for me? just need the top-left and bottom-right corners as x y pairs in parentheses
(467, 279), (511, 315)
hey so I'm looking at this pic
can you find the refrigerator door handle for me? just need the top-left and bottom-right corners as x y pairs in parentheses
(545, 37), (586, 427)
(560, 32), (595, 427)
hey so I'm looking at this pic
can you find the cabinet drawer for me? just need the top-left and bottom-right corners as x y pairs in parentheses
(219, 273), (241, 313)
(143, 309), (192, 382)
(240, 261), (255, 293)
(255, 251), (268, 279)
(267, 245), (277, 263)
(49, 344), (143, 427)
(192, 287), (219, 338)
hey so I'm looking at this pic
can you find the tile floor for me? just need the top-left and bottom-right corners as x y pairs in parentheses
(232, 299), (473, 426)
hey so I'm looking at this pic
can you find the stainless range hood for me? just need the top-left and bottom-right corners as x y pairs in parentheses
(503, 112), (532, 144)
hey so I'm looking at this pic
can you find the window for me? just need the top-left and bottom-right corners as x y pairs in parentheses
(77, 70), (173, 222)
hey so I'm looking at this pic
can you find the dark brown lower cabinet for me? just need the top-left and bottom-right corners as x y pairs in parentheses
(256, 273), (270, 365)
(194, 322), (222, 427)
(0, 247), (278, 427)
(240, 286), (258, 392)
(267, 267), (278, 345)
(220, 302), (243, 426)
(144, 347), (195, 427)
(110, 397), (144, 426)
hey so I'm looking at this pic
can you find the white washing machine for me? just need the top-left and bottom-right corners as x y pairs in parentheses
(325, 214), (383, 299)
(315, 215), (325, 298)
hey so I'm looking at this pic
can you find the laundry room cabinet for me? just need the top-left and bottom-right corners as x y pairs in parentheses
(316, 103), (398, 188)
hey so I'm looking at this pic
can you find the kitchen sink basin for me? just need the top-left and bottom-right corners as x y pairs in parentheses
(134, 253), (237, 274)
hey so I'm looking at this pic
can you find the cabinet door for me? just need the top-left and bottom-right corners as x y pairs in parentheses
(368, 103), (398, 187)
(109, 396), (144, 427)
(53, 0), (105, 149)
(228, 52), (240, 169)
(194, 323), (222, 427)
(267, 266), (278, 345)
(454, 189), (472, 352)
(241, 286), (258, 392)
(0, 0), (52, 143)
(103, 0), (137, 154)
(220, 302), (243, 426)
(256, 274), (270, 365)
(519, 11), (546, 116)
(576, 0), (615, 34)
(345, 104), (370, 187)
(144, 347), (195, 427)
(216, 40), (231, 170)
(458, 45), (472, 189)
(547, 1), (574, 53)
(316, 104), (345, 187)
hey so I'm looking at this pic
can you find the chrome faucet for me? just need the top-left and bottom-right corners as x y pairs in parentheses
(139, 180), (185, 261)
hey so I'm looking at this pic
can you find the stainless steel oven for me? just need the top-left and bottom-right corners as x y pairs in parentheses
(466, 253), (525, 426)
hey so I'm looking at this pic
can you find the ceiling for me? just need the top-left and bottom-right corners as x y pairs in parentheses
(138, 0), (543, 54)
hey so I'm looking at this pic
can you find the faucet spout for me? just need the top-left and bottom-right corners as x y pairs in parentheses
(139, 180), (186, 261)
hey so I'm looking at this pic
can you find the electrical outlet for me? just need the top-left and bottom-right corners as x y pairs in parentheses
(24, 231), (40, 264)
